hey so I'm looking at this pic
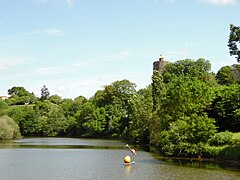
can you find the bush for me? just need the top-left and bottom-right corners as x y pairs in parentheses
(207, 131), (233, 146)
(232, 132), (240, 145)
(218, 146), (240, 160)
(0, 115), (21, 140)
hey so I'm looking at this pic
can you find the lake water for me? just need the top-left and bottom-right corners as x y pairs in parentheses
(0, 138), (240, 180)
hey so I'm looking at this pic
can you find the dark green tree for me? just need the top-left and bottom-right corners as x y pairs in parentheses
(209, 85), (240, 132)
(40, 85), (50, 101)
(82, 107), (106, 137)
(7, 87), (36, 105)
(228, 24), (240, 62)
(92, 79), (137, 138)
(7, 105), (39, 135)
(152, 70), (166, 111)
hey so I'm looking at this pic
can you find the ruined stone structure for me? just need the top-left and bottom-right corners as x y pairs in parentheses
(153, 55), (171, 72)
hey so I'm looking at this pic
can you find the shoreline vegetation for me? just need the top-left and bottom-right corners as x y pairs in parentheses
(1, 57), (240, 163)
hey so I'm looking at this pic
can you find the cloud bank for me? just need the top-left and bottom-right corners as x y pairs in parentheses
(204, 0), (236, 5)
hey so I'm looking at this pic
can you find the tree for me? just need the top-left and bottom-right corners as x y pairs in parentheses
(40, 85), (50, 101)
(159, 114), (216, 157)
(228, 24), (240, 62)
(34, 100), (71, 136)
(209, 84), (240, 132)
(92, 79), (137, 138)
(152, 70), (166, 111)
(0, 99), (8, 116)
(7, 86), (37, 105)
(0, 115), (21, 140)
(125, 86), (153, 144)
(8, 87), (29, 97)
(82, 107), (106, 137)
(150, 75), (216, 156)
(216, 65), (238, 85)
(49, 95), (62, 104)
(162, 58), (217, 86)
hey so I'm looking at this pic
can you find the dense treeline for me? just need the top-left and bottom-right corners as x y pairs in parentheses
(1, 24), (240, 160)
(1, 58), (240, 161)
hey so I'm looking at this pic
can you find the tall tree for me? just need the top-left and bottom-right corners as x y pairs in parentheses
(228, 24), (240, 62)
(152, 70), (166, 111)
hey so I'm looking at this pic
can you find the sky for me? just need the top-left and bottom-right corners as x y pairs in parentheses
(0, 0), (239, 99)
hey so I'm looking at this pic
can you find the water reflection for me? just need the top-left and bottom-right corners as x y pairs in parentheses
(0, 137), (126, 149)
(0, 138), (240, 180)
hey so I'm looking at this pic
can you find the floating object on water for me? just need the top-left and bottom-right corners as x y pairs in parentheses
(124, 155), (131, 163)
(125, 144), (137, 155)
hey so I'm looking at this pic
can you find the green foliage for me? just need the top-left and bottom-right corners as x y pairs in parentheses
(6, 87), (37, 105)
(82, 107), (106, 137)
(162, 58), (217, 86)
(34, 100), (72, 136)
(158, 75), (215, 130)
(232, 132), (240, 145)
(90, 79), (137, 138)
(204, 145), (240, 161)
(151, 71), (165, 111)
(75, 101), (95, 136)
(204, 132), (240, 160)
(125, 86), (153, 144)
(203, 145), (225, 158)
(216, 65), (238, 85)
(0, 115), (21, 140)
(49, 95), (62, 104)
(228, 24), (240, 62)
(210, 84), (240, 132)
(0, 99), (8, 116)
(1, 53), (240, 162)
(158, 114), (216, 157)
(7, 105), (39, 135)
(208, 131), (233, 146)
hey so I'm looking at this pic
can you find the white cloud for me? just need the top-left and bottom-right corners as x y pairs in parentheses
(45, 28), (62, 35)
(51, 71), (150, 99)
(0, 56), (34, 70)
(35, 66), (63, 75)
(202, 0), (236, 5)
(26, 28), (62, 36)
(105, 51), (131, 60)
(32, 0), (74, 8)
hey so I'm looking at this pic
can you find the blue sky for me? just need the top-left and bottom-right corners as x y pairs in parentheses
(0, 0), (239, 99)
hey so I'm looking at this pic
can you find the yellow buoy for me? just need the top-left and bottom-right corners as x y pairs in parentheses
(124, 156), (131, 163)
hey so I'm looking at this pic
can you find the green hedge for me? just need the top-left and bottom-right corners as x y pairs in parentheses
(204, 132), (240, 161)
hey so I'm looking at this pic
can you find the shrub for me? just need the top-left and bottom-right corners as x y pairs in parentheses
(203, 145), (224, 158)
(207, 131), (233, 146)
(232, 132), (240, 145)
(0, 115), (21, 140)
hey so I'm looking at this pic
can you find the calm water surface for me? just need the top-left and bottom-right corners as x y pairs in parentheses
(0, 138), (240, 180)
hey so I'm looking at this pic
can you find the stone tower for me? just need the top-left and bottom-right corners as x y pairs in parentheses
(153, 55), (170, 72)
